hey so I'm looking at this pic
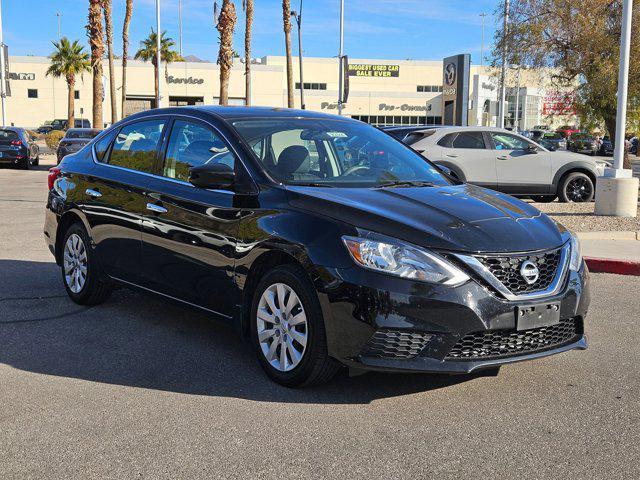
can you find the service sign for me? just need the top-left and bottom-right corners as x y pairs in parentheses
(348, 64), (400, 78)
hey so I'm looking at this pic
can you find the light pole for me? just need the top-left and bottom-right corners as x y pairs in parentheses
(595, 0), (638, 217)
(178, 0), (183, 57)
(337, 0), (344, 115)
(291, 1), (304, 109)
(56, 12), (61, 39)
(497, 0), (510, 128)
(0, 0), (6, 126)
(513, 65), (521, 132)
(155, 0), (162, 108)
(479, 12), (487, 68)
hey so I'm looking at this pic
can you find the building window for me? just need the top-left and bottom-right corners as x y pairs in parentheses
(27, 89), (38, 98)
(74, 90), (80, 99)
(417, 85), (442, 93)
(295, 82), (327, 90)
(351, 115), (442, 126)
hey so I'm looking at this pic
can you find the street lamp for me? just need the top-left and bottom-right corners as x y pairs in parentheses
(337, 0), (344, 115)
(291, 1), (305, 109)
(497, 0), (510, 128)
(594, 0), (638, 217)
(155, 0), (162, 108)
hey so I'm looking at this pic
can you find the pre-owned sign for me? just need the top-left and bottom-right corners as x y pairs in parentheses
(348, 64), (399, 78)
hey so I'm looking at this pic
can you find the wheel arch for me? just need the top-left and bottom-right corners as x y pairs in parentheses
(553, 162), (597, 191)
(54, 209), (91, 266)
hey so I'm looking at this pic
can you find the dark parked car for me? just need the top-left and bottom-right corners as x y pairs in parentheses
(45, 106), (590, 386)
(569, 133), (598, 155)
(37, 121), (54, 134)
(50, 118), (92, 131)
(0, 127), (39, 169)
(630, 137), (638, 155)
(56, 128), (102, 163)
(599, 136), (614, 156)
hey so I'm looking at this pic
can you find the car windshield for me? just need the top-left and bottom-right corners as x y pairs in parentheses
(543, 133), (562, 140)
(65, 129), (99, 139)
(0, 129), (19, 141)
(231, 118), (452, 188)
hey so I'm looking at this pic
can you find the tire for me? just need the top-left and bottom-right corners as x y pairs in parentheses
(33, 155), (40, 166)
(558, 172), (594, 203)
(61, 223), (113, 305)
(250, 264), (340, 387)
(19, 158), (30, 170)
(530, 195), (556, 203)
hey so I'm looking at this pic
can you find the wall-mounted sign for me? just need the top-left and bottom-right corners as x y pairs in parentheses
(167, 75), (204, 85)
(8, 72), (35, 80)
(378, 103), (429, 112)
(348, 64), (399, 78)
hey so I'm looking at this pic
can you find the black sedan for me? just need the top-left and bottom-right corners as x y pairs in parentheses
(44, 106), (589, 386)
(0, 127), (39, 169)
(56, 128), (102, 164)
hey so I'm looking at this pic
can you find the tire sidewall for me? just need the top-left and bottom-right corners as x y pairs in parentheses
(61, 224), (97, 303)
(250, 266), (324, 386)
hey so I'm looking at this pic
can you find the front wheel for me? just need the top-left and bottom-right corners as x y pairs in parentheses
(61, 223), (113, 305)
(558, 172), (594, 203)
(250, 265), (340, 387)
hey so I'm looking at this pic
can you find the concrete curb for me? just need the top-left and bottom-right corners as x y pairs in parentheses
(584, 257), (640, 276)
(576, 231), (640, 241)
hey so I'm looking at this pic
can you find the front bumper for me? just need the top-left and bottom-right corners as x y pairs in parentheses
(318, 261), (590, 374)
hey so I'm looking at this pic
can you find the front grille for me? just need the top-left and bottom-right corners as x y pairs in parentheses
(361, 330), (433, 359)
(445, 318), (580, 361)
(475, 248), (562, 294)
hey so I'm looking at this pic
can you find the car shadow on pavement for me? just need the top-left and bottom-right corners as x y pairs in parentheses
(0, 259), (494, 404)
(0, 163), (51, 172)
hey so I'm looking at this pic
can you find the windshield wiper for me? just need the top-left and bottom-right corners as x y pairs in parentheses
(290, 182), (337, 188)
(375, 180), (437, 189)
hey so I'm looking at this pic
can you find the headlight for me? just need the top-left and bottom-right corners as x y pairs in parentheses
(342, 235), (470, 286)
(569, 232), (582, 271)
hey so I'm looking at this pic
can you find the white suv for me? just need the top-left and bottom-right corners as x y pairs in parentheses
(403, 126), (606, 202)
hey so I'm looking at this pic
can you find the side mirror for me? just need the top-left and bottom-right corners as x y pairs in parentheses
(435, 163), (452, 176)
(527, 144), (538, 153)
(189, 163), (235, 190)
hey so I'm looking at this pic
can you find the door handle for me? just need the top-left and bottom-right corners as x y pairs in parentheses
(85, 188), (102, 198)
(146, 203), (168, 214)
(445, 154), (458, 158)
(497, 155), (508, 160)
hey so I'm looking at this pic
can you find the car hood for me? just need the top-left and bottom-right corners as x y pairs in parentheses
(286, 184), (565, 253)
(549, 149), (597, 163)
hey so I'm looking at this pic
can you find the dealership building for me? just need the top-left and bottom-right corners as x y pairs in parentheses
(4, 54), (577, 130)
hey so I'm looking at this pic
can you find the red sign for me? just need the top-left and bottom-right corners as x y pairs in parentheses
(543, 91), (576, 115)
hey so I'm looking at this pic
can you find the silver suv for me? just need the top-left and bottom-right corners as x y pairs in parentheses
(402, 126), (606, 202)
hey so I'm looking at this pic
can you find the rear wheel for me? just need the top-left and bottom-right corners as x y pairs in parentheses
(19, 158), (30, 170)
(558, 172), (594, 203)
(33, 154), (40, 166)
(250, 265), (340, 387)
(61, 223), (113, 305)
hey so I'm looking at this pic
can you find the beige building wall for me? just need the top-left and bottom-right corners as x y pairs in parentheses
(4, 55), (577, 130)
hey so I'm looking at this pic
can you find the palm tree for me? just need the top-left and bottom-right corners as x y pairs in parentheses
(134, 29), (182, 108)
(46, 38), (91, 130)
(121, 0), (133, 118)
(282, 0), (293, 107)
(243, 0), (253, 106)
(87, 0), (104, 128)
(103, 0), (117, 123)
(217, 0), (237, 105)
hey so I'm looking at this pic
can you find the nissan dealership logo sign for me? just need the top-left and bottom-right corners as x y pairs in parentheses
(444, 62), (457, 86)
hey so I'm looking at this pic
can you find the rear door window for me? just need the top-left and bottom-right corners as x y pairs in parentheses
(451, 132), (486, 149)
(94, 130), (119, 162)
(108, 119), (166, 173)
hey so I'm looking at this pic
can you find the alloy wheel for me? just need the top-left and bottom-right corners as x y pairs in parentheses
(256, 283), (308, 372)
(566, 177), (592, 202)
(63, 233), (88, 294)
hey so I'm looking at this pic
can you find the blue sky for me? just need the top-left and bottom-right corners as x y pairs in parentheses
(5, 0), (499, 64)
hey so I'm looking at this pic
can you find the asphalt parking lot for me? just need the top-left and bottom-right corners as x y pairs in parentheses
(1, 156), (639, 479)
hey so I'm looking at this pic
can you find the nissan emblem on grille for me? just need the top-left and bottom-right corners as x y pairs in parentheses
(520, 260), (540, 285)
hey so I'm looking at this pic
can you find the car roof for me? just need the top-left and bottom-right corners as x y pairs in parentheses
(0, 126), (20, 132)
(124, 105), (357, 123)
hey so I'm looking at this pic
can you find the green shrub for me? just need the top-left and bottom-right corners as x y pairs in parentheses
(45, 130), (65, 151)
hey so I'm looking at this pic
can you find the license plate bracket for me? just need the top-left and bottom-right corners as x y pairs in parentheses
(516, 302), (561, 331)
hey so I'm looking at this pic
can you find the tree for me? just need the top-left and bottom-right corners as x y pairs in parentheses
(87, 0), (105, 128)
(243, 0), (254, 106)
(494, 0), (639, 166)
(46, 37), (91, 131)
(103, 0), (117, 124)
(121, 0), (133, 118)
(217, 0), (237, 105)
(282, 0), (294, 107)
(134, 30), (182, 108)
